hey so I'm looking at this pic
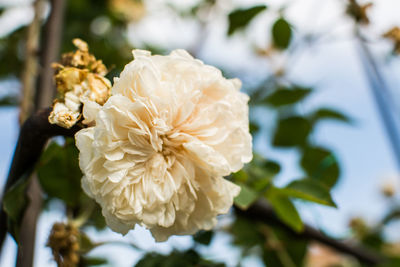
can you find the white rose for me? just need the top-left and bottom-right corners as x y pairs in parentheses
(75, 49), (253, 241)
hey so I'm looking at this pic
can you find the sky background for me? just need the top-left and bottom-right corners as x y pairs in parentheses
(1, 0), (400, 266)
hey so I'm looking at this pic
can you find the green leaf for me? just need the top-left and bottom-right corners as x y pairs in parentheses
(382, 209), (400, 225)
(311, 108), (351, 123)
(234, 184), (259, 209)
(272, 18), (292, 49)
(262, 160), (281, 176)
(249, 121), (260, 134)
(135, 249), (225, 267)
(263, 87), (311, 107)
(0, 95), (18, 106)
(262, 225), (308, 267)
(3, 177), (30, 241)
(227, 5), (267, 36)
(282, 179), (336, 207)
(193, 230), (214, 245)
(266, 187), (303, 232)
(301, 146), (340, 188)
(37, 139), (83, 207)
(80, 256), (108, 266)
(79, 233), (97, 254)
(273, 116), (311, 147)
(231, 216), (264, 252)
(232, 170), (248, 183)
(3, 179), (29, 223)
(85, 202), (107, 230)
(245, 156), (280, 191)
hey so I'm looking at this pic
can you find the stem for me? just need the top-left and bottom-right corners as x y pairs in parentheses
(14, 1), (45, 265)
(15, 1), (66, 266)
(35, 0), (66, 110)
(234, 201), (384, 265)
(70, 202), (95, 229)
(0, 108), (81, 262)
(263, 225), (297, 267)
(355, 27), (400, 170)
(19, 0), (45, 124)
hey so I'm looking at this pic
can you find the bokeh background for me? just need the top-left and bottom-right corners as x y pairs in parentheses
(1, 0), (400, 266)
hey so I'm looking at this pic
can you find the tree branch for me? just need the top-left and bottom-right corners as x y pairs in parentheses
(235, 201), (384, 265)
(15, 1), (67, 265)
(35, 0), (66, 110)
(355, 28), (400, 170)
(0, 108), (80, 260)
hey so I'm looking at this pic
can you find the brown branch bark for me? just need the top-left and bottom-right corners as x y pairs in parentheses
(35, 0), (66, 110)
(0, 108), (81, 260)
(19, 0), (45, 124)
(0, 108), (384, 266)
(235, 201), (384, 265)
(15, 1), (46, 266)
(15, 0), (66, 266)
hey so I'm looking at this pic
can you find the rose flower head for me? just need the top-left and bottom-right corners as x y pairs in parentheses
(75, 49), (253, 241)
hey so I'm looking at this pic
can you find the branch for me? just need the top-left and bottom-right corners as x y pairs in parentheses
(0, 107), (385, 265)
(0, 108), (81, 258)
(19, 0), (45, 123)
(235, 201), (384, 265)
(35, 0), (66, 110)
(355, 28), (400, 170)
(16, 1), (66, 266)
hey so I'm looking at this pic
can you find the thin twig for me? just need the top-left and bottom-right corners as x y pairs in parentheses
(235, 201), (384, 265)
(19, 0), (45, 123)
(355, 27), (400, 170)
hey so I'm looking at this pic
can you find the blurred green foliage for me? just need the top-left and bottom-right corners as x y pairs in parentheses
(272, 18), (292, 49)
(135, 249), (225, 267)
(227, 5), (267, 36)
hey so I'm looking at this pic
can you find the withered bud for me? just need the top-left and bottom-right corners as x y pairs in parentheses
(383, 27), (400, 54)
(60, 38), (107, 75)
(346, 0), (373, 25)
(381, 180), (396, 198)
(48, 102), (81, 129)
(49, 39), (111, 129)
(349, 217), (369, 238)
(54, 67), (88, 94)
(47, 222), (80, 267)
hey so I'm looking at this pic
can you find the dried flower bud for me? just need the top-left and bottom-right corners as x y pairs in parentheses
(54, 67), (87, 94)
(381, 180), (396, 197)
(383, 27), (400, 54)
(73, 38), (88, 52)
(346, 0), (372, 25)
(48, 102), (81, 129)
(49, 39), (111, 128)
(60, 38), (107, 75)
(349, 217), (369, 238)
(47, 222), (80, 267)
(82, 73), (111, 105)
